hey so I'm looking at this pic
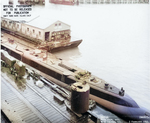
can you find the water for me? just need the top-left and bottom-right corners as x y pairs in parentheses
(50, 3), (150, 110)
(1, 0), (150, 119)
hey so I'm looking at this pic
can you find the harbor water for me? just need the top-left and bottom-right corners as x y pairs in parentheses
(49, 3), (150, 110)
(1, 0), (150, 120)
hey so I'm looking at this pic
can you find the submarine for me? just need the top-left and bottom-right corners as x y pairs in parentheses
(87, 79), (150, 121)
(1, 44), (150, 121)
(67, 70), (150, 121)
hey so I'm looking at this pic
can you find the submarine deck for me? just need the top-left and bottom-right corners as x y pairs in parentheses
(1, 30), (123, 96)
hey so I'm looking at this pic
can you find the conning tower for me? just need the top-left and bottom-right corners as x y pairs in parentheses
(71, 82), (90, 114)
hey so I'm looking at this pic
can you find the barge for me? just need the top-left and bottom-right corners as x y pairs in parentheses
(1, 17), (82, 53)
(1, 43), (150, 122)
(18, 0), (45, 5)
(49, 0), (75, 5)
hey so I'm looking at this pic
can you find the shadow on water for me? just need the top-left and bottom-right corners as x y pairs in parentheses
(54, 47), (82, 62)
(94, 103), (128, 122)
(95, 103), (150, 122)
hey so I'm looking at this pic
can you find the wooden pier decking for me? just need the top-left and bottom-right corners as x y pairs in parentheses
(1, 67), (94, 123)
(1, 77), (48, 123)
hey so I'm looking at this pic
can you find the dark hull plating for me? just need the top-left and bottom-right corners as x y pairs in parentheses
(50, 40), (82, 53)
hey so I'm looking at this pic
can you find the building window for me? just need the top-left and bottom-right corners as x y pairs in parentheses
(27, 28), (29, 32)
(33, 29), (35, 34)
(17, 24), (19, 28)
(55, 24), (57, 26)
(39, 31), (41, 36)
(61, 31), (64, 34)
(59, 23), (61, 26)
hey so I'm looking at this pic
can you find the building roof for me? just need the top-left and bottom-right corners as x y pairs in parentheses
(26, 16), (69, 29)
(2, 15), (70, 30)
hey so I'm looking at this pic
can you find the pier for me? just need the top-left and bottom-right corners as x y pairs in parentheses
(1, 31), (127, 123)
(1, 66), (95, 123)
(76, 0), (149, 4)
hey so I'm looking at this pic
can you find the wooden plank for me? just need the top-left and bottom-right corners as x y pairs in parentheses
(42, 111), (59, 119)
(24, 114), (42, 122)
(22, 92), (35, 98)
(21, 112), (36, 120)
(23, 114), (37, 120)
(37, 105), (52, 112)
(18, 111), (33, 118)
(16, 108), (32, 116)
(10, 102), (26, 109)
(40, 108), (54, 115)
(34, 100), (49, 106)
(29, 97), (46, 103)
(8, 101), (24, 107)
(1, 85), (12, 91)
(1, 77), (49, 123)
(30, 101), (47, 108)
(33, 100), (49, 107)
(1, 93), (15, 100)
(54, 118), (69, 123)
(16, 107), (31, 114)
(44, 111), (59, 119)
(8, 99), (23, 104)
(13, 106), (28, 112)
(48, 114), (67, 123)
(1, 95), (18, 101)
(34, 104), (48, 110)
(36, 121), (44, 123)
(27, 118), (41, 123)
(26, 97), (44, 103)
(1, 100), (26, 123)
(25, 84), (71, 122)
(60, 118), (70, 123)
(25, 93), (44, 100)
(23, 115), (40, 122)
(1, 90), (13, 95)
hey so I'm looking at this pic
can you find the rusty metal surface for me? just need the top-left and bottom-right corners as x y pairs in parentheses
(71, 82), (90, 114)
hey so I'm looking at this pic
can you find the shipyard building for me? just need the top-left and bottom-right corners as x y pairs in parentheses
(1, 17), (71, 43)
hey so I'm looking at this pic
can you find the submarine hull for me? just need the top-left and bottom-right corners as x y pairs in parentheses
(90, 94), (150, 121)
(1, 44), (150, 121)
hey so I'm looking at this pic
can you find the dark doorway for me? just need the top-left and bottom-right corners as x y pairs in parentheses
(45, 32), (50, 41)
